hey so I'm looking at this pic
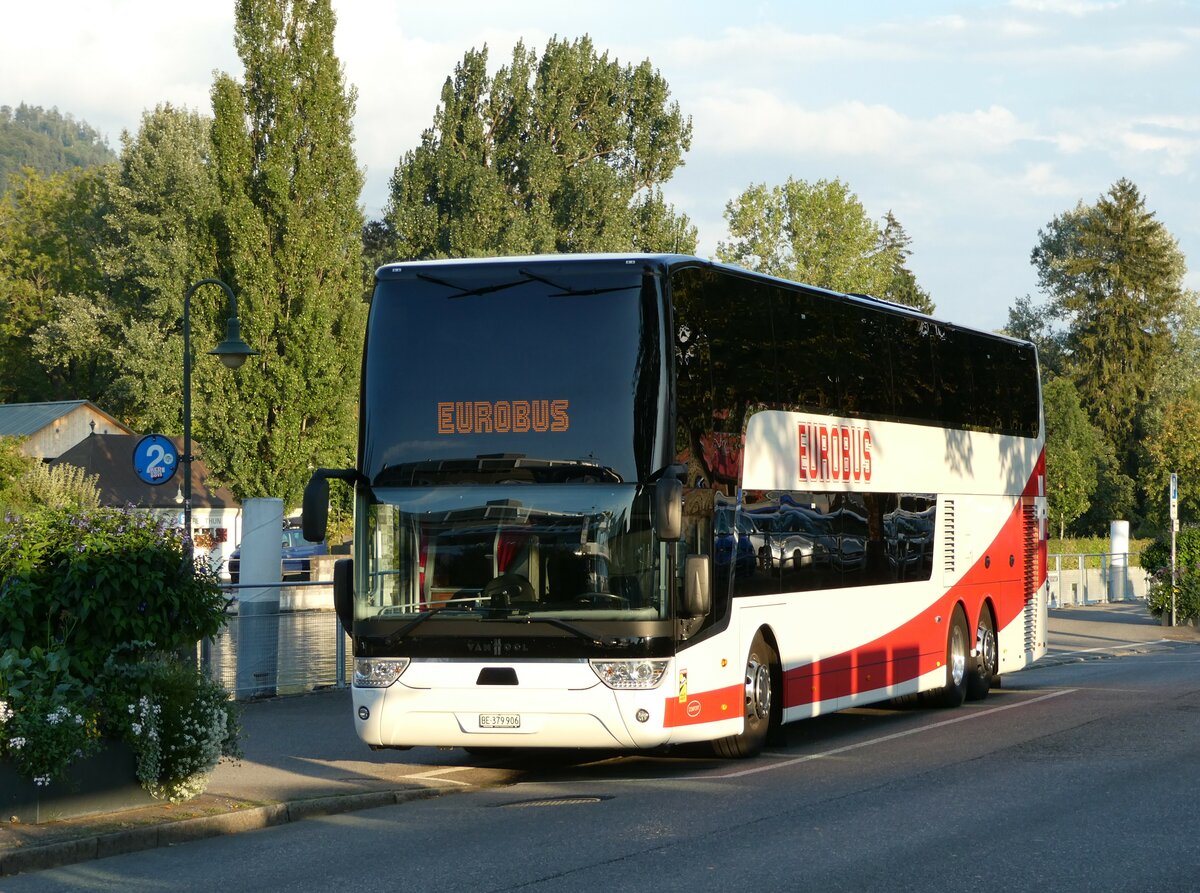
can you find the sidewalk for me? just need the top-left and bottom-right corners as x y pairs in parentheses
(3, 601), (1199, 876)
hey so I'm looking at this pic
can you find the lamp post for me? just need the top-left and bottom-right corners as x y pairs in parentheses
(182, 278), (257, 555)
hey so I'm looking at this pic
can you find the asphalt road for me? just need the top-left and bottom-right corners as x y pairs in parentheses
(9, 636), (1200, 893)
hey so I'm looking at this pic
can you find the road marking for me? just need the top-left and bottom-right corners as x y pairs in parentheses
(1048, 639), (1173, 658)
(695, 688), (1077, 780)
(401, 766), (477, 786)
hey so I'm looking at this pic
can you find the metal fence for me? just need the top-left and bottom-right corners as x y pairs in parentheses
(201, 581), (352, 700)
(1047, 553), (1150, 607)
(199, 553), (1150, 699)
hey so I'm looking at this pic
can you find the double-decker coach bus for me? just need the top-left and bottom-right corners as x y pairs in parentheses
(303, 254), (1047, 758)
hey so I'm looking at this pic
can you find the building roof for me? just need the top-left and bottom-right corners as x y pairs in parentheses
(0, 400), (132, 438)
(50, 434), (238, 510)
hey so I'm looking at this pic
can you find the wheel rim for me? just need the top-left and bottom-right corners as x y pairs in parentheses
(978, 623), (996, 675)
(950, 623), (967, 686)
(746, 656), (771, 720)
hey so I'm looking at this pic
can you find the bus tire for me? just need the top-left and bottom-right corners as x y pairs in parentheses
(931, 607), (969, 708)
(712, 630), (777, 759)
(966, 607), (997, 701)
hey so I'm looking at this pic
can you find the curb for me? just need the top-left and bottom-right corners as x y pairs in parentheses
(0, 788), (437, 878)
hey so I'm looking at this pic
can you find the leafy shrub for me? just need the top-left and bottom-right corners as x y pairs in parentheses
(0, 506), (227, 679)
(100, 648), (241, 802)
(1141, 529), (1200, 622)
(0, 507), (237, 796)
(0, 652), (101, 786)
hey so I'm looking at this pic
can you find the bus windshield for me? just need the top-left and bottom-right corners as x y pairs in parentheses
(362, 484), (667, 623)
(362, 260), (669, 486)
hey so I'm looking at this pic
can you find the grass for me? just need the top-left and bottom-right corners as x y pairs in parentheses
(1048, 537), (1151, 567)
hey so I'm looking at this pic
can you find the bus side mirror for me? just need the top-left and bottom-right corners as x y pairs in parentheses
(682, 554), (711, 618)
(333, 558), (354, 632)
(302, 474), (329, 543)
(656, 478), (683, 542)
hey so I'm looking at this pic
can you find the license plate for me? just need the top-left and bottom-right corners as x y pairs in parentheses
(479, 713), (520, 729)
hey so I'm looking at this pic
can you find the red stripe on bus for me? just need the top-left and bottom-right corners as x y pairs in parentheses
(782, 487), (1040, 709)
(662, 683), (744, 728)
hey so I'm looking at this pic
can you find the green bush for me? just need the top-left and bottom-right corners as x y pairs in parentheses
(0, 507), (237, 797)
(0, 506), (227, 679)
(1141, 529), (1200, 622)
(100, 648), (241, 802)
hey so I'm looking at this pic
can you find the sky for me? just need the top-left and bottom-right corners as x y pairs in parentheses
(2, 0), (1197, 333)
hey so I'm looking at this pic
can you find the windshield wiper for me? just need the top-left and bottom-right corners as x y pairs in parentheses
(383, 604), (476, 645)
(517, 268), (641, 298)
(499, 614), (622, 647)
(373, 456), (623, 486)
(414, 272), (534, 299)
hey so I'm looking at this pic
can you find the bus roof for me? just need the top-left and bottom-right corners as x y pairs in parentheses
(374, 253), (1033, 349)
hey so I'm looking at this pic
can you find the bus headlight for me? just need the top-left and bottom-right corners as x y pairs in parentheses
(354, 658), (410, 688)
(589, 659), (669, 690)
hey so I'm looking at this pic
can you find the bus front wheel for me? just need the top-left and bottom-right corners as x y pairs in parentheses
(712, 630), (777, 759)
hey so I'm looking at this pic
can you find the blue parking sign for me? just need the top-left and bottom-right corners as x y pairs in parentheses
(132, 434), (179, 486)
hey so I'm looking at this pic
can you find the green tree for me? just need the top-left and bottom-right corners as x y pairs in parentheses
(1139, 294), (1200, 529)
(878, 210), (935, 314)
(1032, 179), (1187, 523)
(385, 36), (696, 259)
(0, 436), (34, 514)
(98, 104), (223, 433)
(0, 104), (115, 195)
(718, 178), (925, 303)
(0, 166), (114, 403)
(1003, 294), (1066, 378)
(210, 0), (365, 506)
(1043, 377), (1107, 538)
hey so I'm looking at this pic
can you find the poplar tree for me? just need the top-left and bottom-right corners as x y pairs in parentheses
(209, 0), (365, 506)
(99, 104), (222, 433)
(385, 37), (696, 259)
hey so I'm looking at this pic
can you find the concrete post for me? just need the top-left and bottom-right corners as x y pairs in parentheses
(1110, 520), (1129, 603)
(236, 498), (283, 699)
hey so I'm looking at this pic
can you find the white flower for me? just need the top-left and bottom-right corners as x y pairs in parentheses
(131, 722), (143, 736)
(34, 775), (51, 787)
(10, 736), (25, 749)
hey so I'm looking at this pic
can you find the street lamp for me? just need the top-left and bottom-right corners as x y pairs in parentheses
(182, 278), (257, 554)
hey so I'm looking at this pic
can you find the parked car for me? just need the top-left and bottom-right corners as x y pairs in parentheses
(228, 526), (327, 583)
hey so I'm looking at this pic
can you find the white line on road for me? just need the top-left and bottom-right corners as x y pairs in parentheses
(401, 766), (478, 786)
(1048, 639), (1173, 658)
(705, 688), (1076, 780)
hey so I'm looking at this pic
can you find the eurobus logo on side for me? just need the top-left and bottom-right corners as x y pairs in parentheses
(798, 422), (872, 483)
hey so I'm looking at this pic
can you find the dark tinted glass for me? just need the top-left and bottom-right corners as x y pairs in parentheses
(732, 491), (935, 596)
(671, 265), (1040, 438)
(362, 260), (669, 484)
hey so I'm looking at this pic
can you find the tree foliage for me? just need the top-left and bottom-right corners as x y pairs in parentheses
(717, 178), (934, 312)
(99, 104), (224, 433)
(0, 104), (115, 196)
(1018, 178), (1191, 534)
(1032, 179), (1186, 500)
(385, 36), (696, 259)
(1043, 378), (1107, 538)
(0, 166), (113, 403)
(209, 0), (366, 506)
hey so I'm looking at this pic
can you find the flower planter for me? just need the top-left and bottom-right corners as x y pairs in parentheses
(0, 740), (154, 824)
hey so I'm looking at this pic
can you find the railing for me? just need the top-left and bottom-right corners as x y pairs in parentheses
(1047, 553), (1149, 607)
(198, 553), (1150, 699)
(201, 580), (352, 700)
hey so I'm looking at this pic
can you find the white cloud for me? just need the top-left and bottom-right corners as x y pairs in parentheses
(694, 93), (1037, 163)
(1008, 0), (1123, 16)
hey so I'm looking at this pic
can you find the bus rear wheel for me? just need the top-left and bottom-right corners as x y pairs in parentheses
(929, 607), (969, 708)
(712, 630), (777, 759)
(966, 608), (997, 701)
